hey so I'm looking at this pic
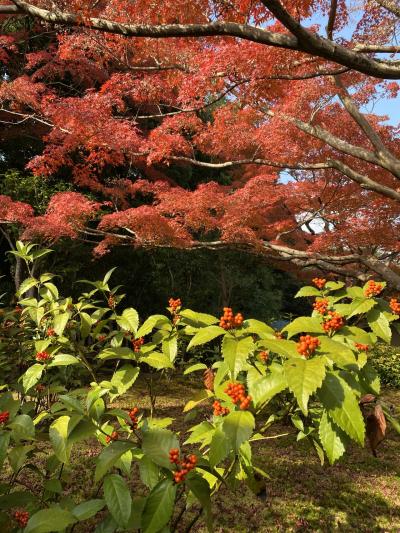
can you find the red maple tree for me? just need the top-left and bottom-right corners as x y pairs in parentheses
(0, 1), (399, 288)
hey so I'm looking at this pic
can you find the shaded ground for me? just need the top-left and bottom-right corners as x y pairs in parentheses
(4, 377), (400, 532)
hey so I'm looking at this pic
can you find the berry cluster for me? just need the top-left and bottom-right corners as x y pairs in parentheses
(14, 306), (22, 314)
(364, 280), (384, 297)
(36, 351), (52, 362)
(390, 298), (400, 315)
(169, 449), (197, 484)
(128, 407), (139, 429)
(0, 411), (9, 425)
(219, 308), (244, 330)
(105, 431), (118, 444)
(14, 510), (29, 528)
(312, 278), (326, 289)
(313, 298), (329, 315)
(224, 382), (252, 409)
(322, 311), (345, 333)
(259, 351), (269, 362)
(107, 295), (116, 309)
(169, 298), (181, 312)
(98, 334), (106, 342)
(297, 335), (320, 357)
(46, 327), (56, 337)
(132, 337), (144, 352)
(355, 343), (370, 352)
(212, 400), (230, 416)
(274, 331), (283, 339)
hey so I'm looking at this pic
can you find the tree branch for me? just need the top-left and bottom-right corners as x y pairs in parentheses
(1, 0), (399, 79)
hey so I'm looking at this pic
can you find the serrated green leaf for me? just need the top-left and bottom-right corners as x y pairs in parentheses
(187, 325), (226, 350)
(318, 411), (346, 464)
(367, 308), (391, 343)
(318, 337), (358, 370)
(283, 317), (323, 339)
(22, 364), (43, 393)
(103, 474), (131, 529)
(347, 298), (376, 318)
(25, 507), (76, 533)
(222, 335), (253, 379)
(142, 428), (179, 469)
(141, 479), (176, 533)
(222, 411), (255, 451)
(95, 441), (137, 482)
(295, 286), (321, 297)
(284, 356), (326, 415)
(209, 428), (230, 468)
(317, 372), (365, 445)
(137, 315), (170, 338)
(72, 499), (105, 521)
(140, 352), (174, 370)
(110, 364), (139, 400)
(184, 363), (208, 375)
(247, 365), (287, 407)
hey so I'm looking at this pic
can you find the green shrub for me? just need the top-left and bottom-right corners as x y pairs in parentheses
(371, 344), (400, 388)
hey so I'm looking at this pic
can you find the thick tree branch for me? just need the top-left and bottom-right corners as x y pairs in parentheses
(1, 0), (399, 79)
(333, 76), (400, 178)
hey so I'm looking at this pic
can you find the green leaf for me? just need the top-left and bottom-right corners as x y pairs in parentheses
(257, 338), (299, 358)
(317, 372), (365, 445)
(116, 308), (139, 333)
(10, 414), (35, 441)
(48, 354), (80, 367)
(58, 395), (85, 415)
(284, 356), (326, 415)
(137, 315), (170, 338)
(22, 364), (43, 392)
(347, 298), (376, 318)
(359, 362), (381, 395)
(318, 337), (358, 370)
(222, 335), (253, 379)
(185, 474), (212, 530)
(110, 364), (139, 401)
(187, 325), (226, 350)
(49, 416), (74, 463)
(209, 428), (230, 468)
(141, 479), (176, 533)
(103, 474), (131, 529)
(179, 309), (218, 326)
(97, 347), (135, 360)
(318, 411), (346, 465)
(17, 277), (38, 297)
(95, 441), (137, 482)
(222, 411), (255, 451)
(183, 389), (213, 412)
(140, 352), (174, 370)
(25, 507), (76, 533)
(72, 499), (105, 521)
(0, 433), (10, 470)
(241, 319), (274, 338)
(53, 313), (69, 336)
(162, 336), (178, 362)
(184, 363), (208, 375)
(295, 286), (321, 297)
(367, 308), (391, 343)
(142, 428), (179, 469)
(325, 281), (345, 291)
(283, 317), (323, 339)
(80, 312), (92, 339)
(139, 456), (160, 489)
(247, 365), (287, 407)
